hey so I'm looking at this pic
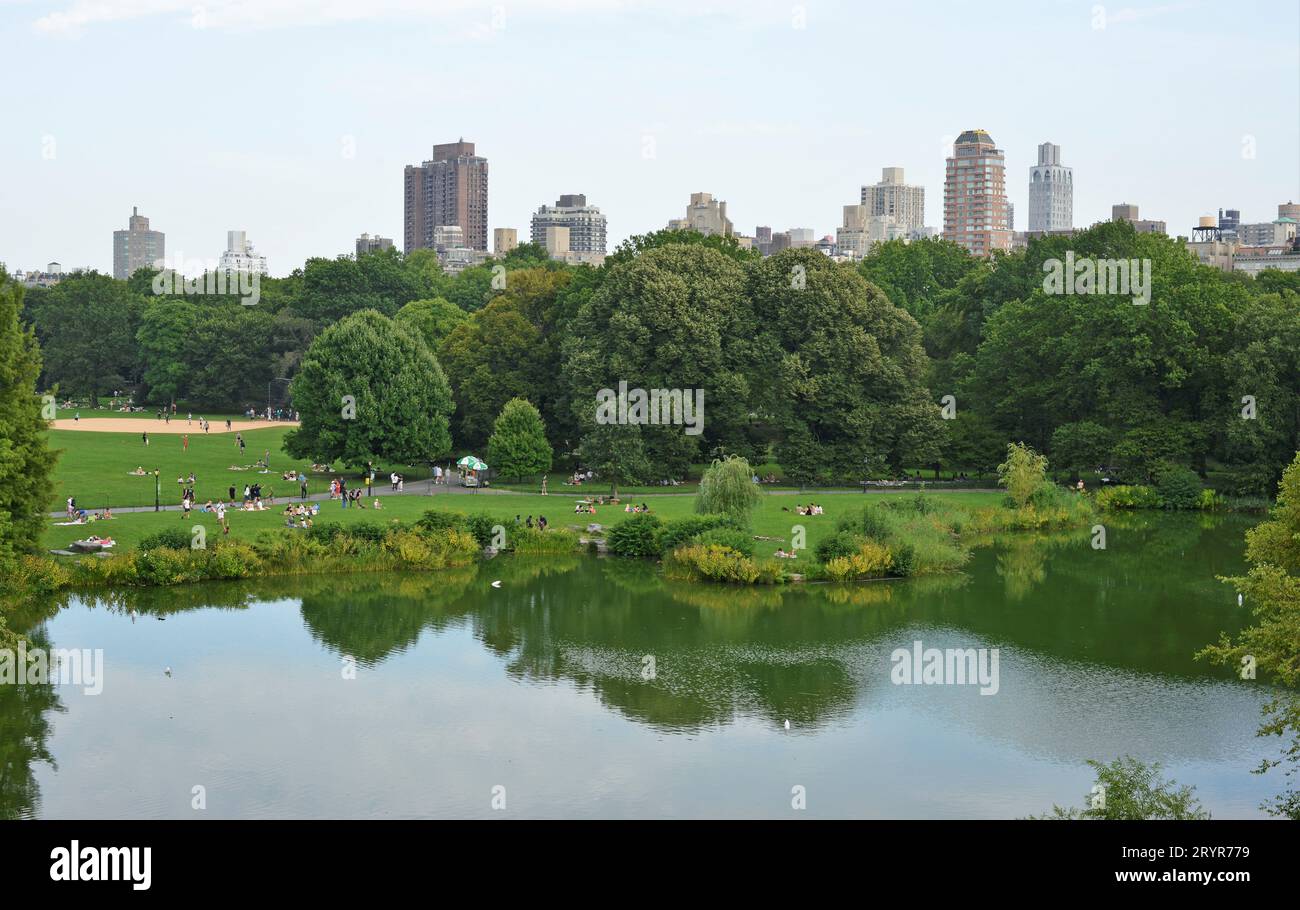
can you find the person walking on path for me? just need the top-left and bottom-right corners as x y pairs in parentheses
(541, 475), (548, 496)
(299, 472), (308, 500)
(226, 418), (232, 432)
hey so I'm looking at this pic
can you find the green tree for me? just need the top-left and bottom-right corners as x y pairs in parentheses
(1201, 452), (1300, 817)
(135, 298), (197, 404)
(487, 398), (552, 482)
(562, 244), (755, 484)
(394, 297), (467, 351)
(748, 249), (942, 484)
(695, 455), (761, 527)
(439, 269), (570, 447)
(26, 271), (143, 405)
(0, 275), (58, 565)
(285, 310), (453, 467)
(997, 442), (1050, 508)
(1033, 756), (1209, 819)
(859, 236), (978, 322)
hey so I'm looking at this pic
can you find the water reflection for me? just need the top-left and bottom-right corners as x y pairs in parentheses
(4, 513), (1277, 818)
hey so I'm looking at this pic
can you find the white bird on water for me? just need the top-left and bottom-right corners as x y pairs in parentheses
(491, 580), (502, 588)
(1238, 593), (1244, 607)
(784, 719), (790, 730)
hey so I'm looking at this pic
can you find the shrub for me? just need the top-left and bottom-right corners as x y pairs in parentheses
(692, 527), (755, 557)
(463, 513), (498, 548)
(416, 509), (467, 533)
(1196, 488), (1222, 511)
(663, 543), (781, 584)
(822, 540), (894, 582)
(131, 547), (205, 586)
(511, 526), (581, 555)
(8, 555), (71, 594)
(1155, 464), (1202, 510)
(654, 514), (737, 553)
(890, 542), (917, 578)
(998, 442), (1051, 508)
(607, 513), (664, 558)
(840, 505), (892, 539)
(816, 530), (867, 564)
(138, 527), (193, 552)
(420, 529), (480, 567)
(346, 521), (391, 543)
(385, 528), (435, 566)
(1095, 485), (1160, 510)
(208, 542), (260, 579)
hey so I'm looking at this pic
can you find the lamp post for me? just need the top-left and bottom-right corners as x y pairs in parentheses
(154, 469), (160, 512)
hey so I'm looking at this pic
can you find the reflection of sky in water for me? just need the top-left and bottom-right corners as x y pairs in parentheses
(31, 587), (1279, 819)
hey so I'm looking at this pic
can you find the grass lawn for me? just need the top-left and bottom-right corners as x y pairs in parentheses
(42, 487), (1005, 561)
(47, 426), (442, 510)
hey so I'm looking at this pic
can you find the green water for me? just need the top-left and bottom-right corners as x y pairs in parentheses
(2, 513), (1285, 818)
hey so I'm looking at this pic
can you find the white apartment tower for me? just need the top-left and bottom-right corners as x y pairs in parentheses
(861, 167), (925, 234)
(219, 230), (268, 275)
(1028, 142), (1073, 233)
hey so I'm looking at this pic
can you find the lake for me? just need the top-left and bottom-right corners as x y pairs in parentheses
(2, 512), (1281, 819)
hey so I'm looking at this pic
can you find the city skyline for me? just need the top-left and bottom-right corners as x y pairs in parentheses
(1, 0), (1296, 276)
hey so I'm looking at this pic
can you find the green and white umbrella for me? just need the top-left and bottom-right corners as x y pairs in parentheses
(456, 456), (487, 471)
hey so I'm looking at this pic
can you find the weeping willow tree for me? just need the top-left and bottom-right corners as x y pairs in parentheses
(695, 455), (761, 527)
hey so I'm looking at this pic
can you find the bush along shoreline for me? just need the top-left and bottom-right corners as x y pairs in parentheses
(5, 507), (592, 597)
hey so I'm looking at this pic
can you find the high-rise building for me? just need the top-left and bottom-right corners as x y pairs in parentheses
(668, 192), (733, 236)
(942, 130), (1012, 256)
(1028, 142), (1073, 233)
(861, 167), (925, 233)
(113, 206), (165, 280)
(404, 139), (489, 253)
(219, 230), (268, 275)
(530, 194), (607, 253)
(494, 228), (518, 256)
(356, 233), (394, 256)
(836, 204), (907, 260)
(787, 228), (816, 249)
(1111, 203), (1166, 235)
(1238, 219), (1298, 248)
(1217, 208), (1241, 240)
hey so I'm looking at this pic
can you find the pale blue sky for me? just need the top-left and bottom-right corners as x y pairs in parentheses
(1, 0), (1296, 277)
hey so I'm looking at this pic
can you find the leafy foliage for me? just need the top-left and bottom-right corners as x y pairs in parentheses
(487, 398), (552, 482)
(1033, 756), (1209, 820)
(285, 310), (453, 467)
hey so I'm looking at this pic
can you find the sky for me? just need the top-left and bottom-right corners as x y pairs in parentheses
(1, 0), (1297, 277)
